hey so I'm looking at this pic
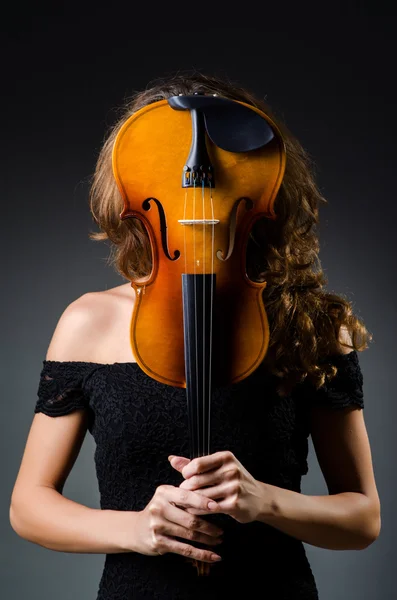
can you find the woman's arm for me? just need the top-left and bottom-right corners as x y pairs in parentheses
(257, 405), (381, 550)
(257, 333), (381, 551)
(9, 409), (136, 554)
(9, 296), (137, 554)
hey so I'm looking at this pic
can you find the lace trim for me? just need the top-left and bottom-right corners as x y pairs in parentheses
(34, 363), (90, 417)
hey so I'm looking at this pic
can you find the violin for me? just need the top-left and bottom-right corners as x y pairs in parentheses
(112, 92), (286, 575)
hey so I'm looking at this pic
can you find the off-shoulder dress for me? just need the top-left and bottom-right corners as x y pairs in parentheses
(34, 350), (364, 599)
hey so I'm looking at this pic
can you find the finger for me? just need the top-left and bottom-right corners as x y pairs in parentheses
(213, 496), (236, 514)
(181, 451), (231, 479)
(165, 486), (220, 513)
(163, 502), (224, 538)
(168, 456), (190, 472)
(185, 481), (232, 501)
(183, 507), (213, 516)
(178, 505), (223, 516)
(179, 468), (227, 490)
(160, 521), (223, 547)
(158, 535), (222, 563)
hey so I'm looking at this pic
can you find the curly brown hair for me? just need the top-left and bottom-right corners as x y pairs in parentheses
(88, 70), (372, 396)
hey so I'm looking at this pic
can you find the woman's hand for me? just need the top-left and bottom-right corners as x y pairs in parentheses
(131, 484), (223, 563)
(169, 451), (268, 524)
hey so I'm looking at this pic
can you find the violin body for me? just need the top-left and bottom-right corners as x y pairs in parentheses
(112, 98), (285, 388)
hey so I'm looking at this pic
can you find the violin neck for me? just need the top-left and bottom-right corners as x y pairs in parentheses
(182, 273), (215, 459)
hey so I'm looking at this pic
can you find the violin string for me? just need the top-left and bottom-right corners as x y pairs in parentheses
(209, 179), (214, 456)
(183, 185), (192, 457)
(184, 189), (187, 280)
(202, 178), (205, 458)
(183, 188), (187, 273)
(193, 179), (199, 457)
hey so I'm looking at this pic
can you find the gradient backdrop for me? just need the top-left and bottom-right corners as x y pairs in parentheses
(2, 12), (395, 600)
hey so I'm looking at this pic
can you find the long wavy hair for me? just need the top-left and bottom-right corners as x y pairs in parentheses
(88, 71), (372, 396)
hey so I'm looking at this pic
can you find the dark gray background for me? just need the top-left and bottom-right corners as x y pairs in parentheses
(2, 11), (395, 600)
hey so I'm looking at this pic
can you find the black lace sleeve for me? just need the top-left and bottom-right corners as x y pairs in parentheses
(34, 360), (93, 417)
(307, 350), (364, 410)
(294, 350), (365, 410)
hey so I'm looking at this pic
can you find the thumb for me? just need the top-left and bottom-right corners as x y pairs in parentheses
(168, 455), (190, 472)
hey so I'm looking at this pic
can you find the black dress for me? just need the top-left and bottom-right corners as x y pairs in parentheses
(34, 350), (364, 599)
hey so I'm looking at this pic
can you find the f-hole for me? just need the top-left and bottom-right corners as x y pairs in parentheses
(143, 197), (180, 261)
(217, 197), (253, 262)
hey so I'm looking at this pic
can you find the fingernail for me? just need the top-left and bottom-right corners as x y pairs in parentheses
(211, 554), (222, 561)
(208, 501), (218, 510)
(168, 455), (175, 461)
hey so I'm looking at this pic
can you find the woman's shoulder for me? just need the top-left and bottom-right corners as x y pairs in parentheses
(45, 283), (135, 363)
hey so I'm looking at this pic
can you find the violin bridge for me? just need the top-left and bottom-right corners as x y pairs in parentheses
(178, 219), (219, 225)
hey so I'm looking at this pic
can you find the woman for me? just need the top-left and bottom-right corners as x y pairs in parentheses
(9, 72), (381, 599)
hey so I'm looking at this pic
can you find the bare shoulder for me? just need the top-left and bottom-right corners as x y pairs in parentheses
(46, 282), (135, 362)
